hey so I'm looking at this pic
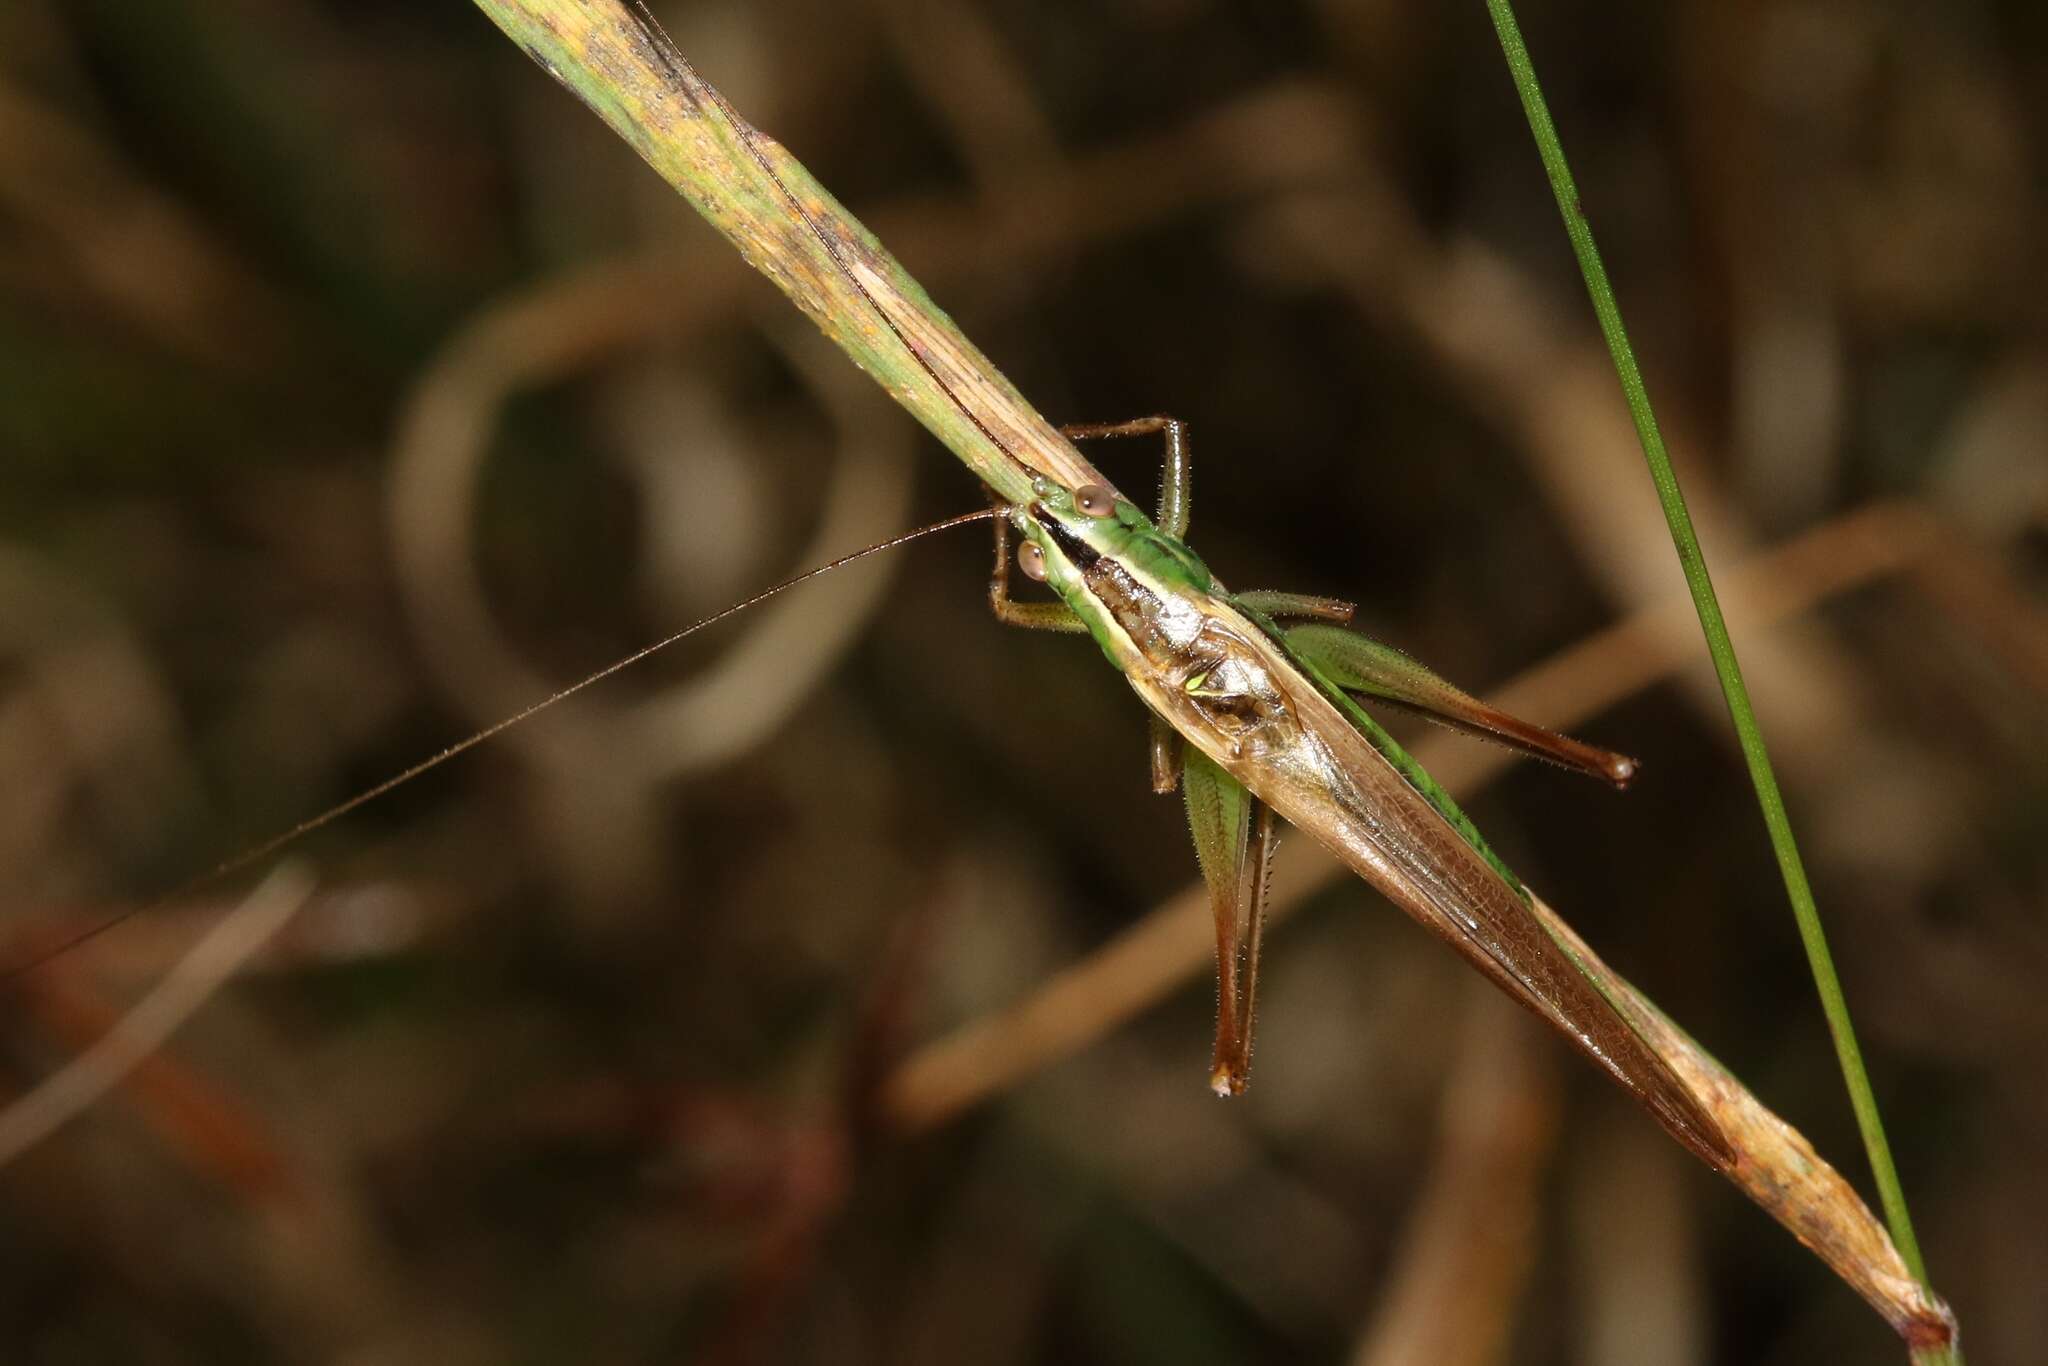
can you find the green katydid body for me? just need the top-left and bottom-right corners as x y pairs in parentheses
(1010, 476), (1731, 1169)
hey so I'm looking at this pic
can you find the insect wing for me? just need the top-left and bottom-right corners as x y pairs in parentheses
(1136, 603), (1732, 1167)
(1275, 649), (1729, 1165)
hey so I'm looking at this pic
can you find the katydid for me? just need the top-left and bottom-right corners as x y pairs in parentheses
(598, 26), (1733, 1154)
(10, 425), (1720, 1168)
(645, 32), (1736, 1161)
(980, 417), (1728, 1164)
(7, 53), (1720, 1177)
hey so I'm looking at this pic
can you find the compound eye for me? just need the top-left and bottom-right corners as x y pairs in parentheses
(1017, 540), (1048, 581)
(1073, 483), (1116, 518)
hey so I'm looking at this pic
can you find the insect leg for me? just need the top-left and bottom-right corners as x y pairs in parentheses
(1181, 746), (1277, 1097)
(1234, 589), (1356, 625)
(1286, 622), (1638, 788)
(1148, 715), (1182, 795)
(988, 509), (1087, 632)
(1059, 415), (1190, 540)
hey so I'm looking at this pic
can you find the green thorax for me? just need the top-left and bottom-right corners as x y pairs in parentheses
(1021, 484), (1216, 665)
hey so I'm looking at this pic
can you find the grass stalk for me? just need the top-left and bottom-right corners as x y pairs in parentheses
(1478, 2), (1954, 1360)
(468, 0), (1104, 509)
(472, 0), (1956, 1352)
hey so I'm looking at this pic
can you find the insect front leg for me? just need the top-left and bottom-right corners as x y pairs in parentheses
(987, 508), (1087, 633)
(991, 506), (1187, 799)
(1058, 415), (1190, 540)
(1056, 420), (1357, 632)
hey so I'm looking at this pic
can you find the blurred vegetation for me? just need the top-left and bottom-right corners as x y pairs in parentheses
(1, 2), (2042, 1363)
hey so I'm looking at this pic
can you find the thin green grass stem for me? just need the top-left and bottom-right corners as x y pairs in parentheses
(1479, 3), (1951, 1360)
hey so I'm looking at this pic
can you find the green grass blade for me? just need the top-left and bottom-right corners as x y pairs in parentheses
(1479, 2), (1953, 1360)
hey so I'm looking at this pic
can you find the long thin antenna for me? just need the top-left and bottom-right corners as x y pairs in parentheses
(4, 508), (998, 981)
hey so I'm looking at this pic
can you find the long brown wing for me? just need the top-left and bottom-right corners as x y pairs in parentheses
(1129, 601), (1733, 1169)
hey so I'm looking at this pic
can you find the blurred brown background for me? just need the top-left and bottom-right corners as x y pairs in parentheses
(2, 1), (2043, 1362)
